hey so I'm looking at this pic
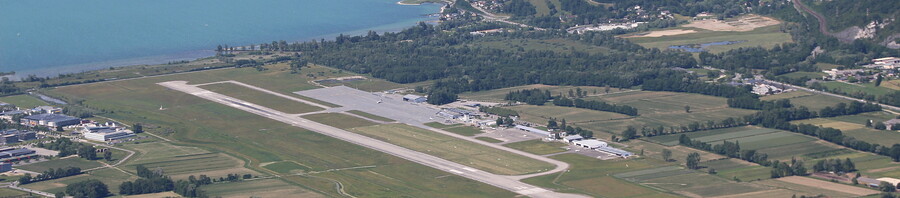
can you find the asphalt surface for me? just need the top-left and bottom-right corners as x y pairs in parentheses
(159, 81), (588, 198)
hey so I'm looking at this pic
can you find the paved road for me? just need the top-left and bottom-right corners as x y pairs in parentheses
(158, 81), (587, 198)
(759, 78), (900, 112)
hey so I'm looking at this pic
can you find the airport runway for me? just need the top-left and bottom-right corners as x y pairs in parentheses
(159, 81), (588, 198)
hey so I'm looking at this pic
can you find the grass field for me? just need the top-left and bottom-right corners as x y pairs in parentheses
(424, 122), (462, 129)
(202, 178), (323, 198)
(200, 82), (324, 114)
(23, 168), (137, 196)
(627, 25), (792, 54)
(646, 126), (857, 161)
(45, 64), (516, 197)
(346, 110), (394, 122)
(262, 161), (309, 174)
(778, 71), (825, 79)
(301, 113), (378, 130)
(128, 152), (258, 179)
(522, 154), (679, 198)
(17, 157), (103, 172)
(793, 111), (900, 146)
(820, 81), (895, 97)
(508, 105), (630, 125)
(882, 79), (900, 90)
(0, 188), (29, 197)
(125, 191), (182, 198)
(349, 124), (554, 175)
(503, 140), (568, 155)
(444, 126), (484, 136)
(458, 84), (624, 102)
(0, 94), (48, 108)
(761, 90), (855, 111)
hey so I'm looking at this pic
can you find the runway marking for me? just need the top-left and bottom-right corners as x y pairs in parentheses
(449, 169), (464, 174)
(516, 188), (549, 195)
(463, 167), (479, 172)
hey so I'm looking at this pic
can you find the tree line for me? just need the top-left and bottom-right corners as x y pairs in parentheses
(678, 134), (808, 178)
(479, 106), (519, 117)
(18, 167), (82, 185)
(37, 138), (98, 160)
(552, 97), (639, 116)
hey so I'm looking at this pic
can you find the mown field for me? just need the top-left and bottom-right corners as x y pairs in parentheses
(44, 63), (517, 197)
(522, 154), (681, 198)
(0, 94), (48, 108)
(201, 178), (323, 198)
(17, 157), (103, 172)
(508, 104), (631, 125)
(200, 82), (324, 114)
(646, 126), (854, 161)
(820, 81), (895, 97)
(627, 25), (792, 54)
(761, 91), (853, 111)
(350, 124), (555, 175)
(503, 139), (568, 155)
(23, 168), (137, 196)
(793, 111), (900, 146)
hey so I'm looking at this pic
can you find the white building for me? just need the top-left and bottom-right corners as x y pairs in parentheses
(573, 139), (608, 149)
(563, 135), (584, 143)
(84, 128), (136, 142)
(514, 125), (552, 137)
(402, 94), (427, 103)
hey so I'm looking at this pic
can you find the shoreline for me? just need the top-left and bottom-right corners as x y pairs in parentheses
(6, 4), (443, 80)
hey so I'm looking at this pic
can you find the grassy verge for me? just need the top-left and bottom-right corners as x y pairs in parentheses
(301, 113), (378, 130)
(346, 110), (395, 122)
(503, 139), (568, 155)
(200, 82), (324, 114)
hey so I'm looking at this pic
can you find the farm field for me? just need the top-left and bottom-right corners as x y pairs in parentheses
(792, 111), (900, 146)
(0, 94), (48, 108)
(458, 84), (624, 102)
(201, 178), (323, 198)
(882, 79), (900, 90)
(44, 64), (517, 197)
(17, 157), (103, 172)
(761, 90), (854, 111)
(522, 154), (680, 198)
(778, 71), (825, 79)
(508, 104), (630, 124)
(127, 152), (258, 180)
(757, 176), (879, 197)
(646, 126), (853, 161)
(349, 124), (554, 175)
(627, 25), (791, 54)
(346, 110), (394, 122)
(125, 191), (181, 198)
(301, 113), (378, 130)
(503, 139), (568, 155)
(200, 82), (324, 114)
(262, 161), (309, 174)
(700, 158), (770, 181)
(820, 81), (895, 97)
(23, 168), (137, 196)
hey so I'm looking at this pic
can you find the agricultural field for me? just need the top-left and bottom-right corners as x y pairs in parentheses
(201, 178), (323, 198)
(458, 84), (624, 102)
(701, 158), (771, 181)
(0, 188), (29, 197)
(754, 176), (878, 197)
(349, 124), (554, 175)
(301, 113), (378, 129)
(125, 191), (182, 198)
(43, 64), (516, 197)
(262, 161), (309, 174)
(576, 91), (756, 134)
(522, 154), (680, 198)
(646, 126), (855, 161)
(508, 104), (630, 124)
(17, 157), (103, 172)
(882, 79), (900, 91)
(819, 81), (895, 97)
(778, 71), (825, 79)
(627, 25), (791, 54)
(200, 82), (324, 114)
(792, 111), (900, 146)
(503, 139), (568, 155)
(128, 152), (258, 180)
(23, 168), (137, 196)
(346, 110), (394, 122)
(0, 94), (48, 108)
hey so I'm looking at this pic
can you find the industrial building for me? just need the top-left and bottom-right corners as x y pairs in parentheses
(563, 135), (584, 143)
(31, 106), (62, 114)
(0, 129), (36, 144)
(514, 125), (552, 137)
(0, 110), (24, 122)
(21, 114), (81, 127)
(0, 135), (17, 145)
(0, 147), (36, 160)
(597, 146), (633, 157)
(0, 163), (10, 172)
(573, 140), (608, 149)
(402, 94), (427, 103)
(83, 127), (136, 142)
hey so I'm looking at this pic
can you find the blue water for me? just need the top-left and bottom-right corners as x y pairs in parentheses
(0, 0), (441, 77)
(668, 40), (747, 52)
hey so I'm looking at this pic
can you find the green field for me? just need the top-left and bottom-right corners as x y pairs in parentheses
(200, 82), (324, 114)
(0, 188), (29, 197)
(424, 122), (462, 129)
(262, 161), (309, 174)
(23, 168), (138, 196)
(522, 154), (679, 198)
(761, 91), (856, 111)
(127, 152), (258, 179)
(503, 140), (568, 155)
(793, 111), (900, 147)
(45, 64), (516, 197)
(778, 71), (825, 79)
(17, 157), (103, 172)
(508, 105), (631, 125)
(444, 126), (484, 136)
(628, 25), (792, 54)
(202, 178), (321, 198)
(350, 124), (554, 175)
(458, 84), (624, 102)
(646, 126), (855, 161)
(0, 94), (48, 108)
(346, 110), (395, 122)
(301, 113), (378, 129)
(820, 81), (895, 97)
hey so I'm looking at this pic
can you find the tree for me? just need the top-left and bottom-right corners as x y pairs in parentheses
(880, 181), (896, 192)
(56, 125), (63, 132)
(875, 74), (883, 87)
(132, 123), (143, 133)
(876, 122), (888, 130)
(547, 119), (558, 129)
(684, 105), (691, 113)
(65, 179), (109, 198)
(662, 149), (673, 162)
(622, 126), (637, 141)
(686, 152), (701, 169)
(104, 150), (112, 161)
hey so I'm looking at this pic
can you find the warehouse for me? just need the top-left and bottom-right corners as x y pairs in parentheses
(514, 125), (552, 137)
(21, 114), (81, 127)
(563, 135), (584, 143)
(573, 139), (607, 149)
(84, 128), (136, 142)
(402, 94), (427, 103)
(597, 146), (633, 157)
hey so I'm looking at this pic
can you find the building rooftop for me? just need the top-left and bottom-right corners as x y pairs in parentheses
(403, 94), (425, 99)
(0, 110), (24, 116)
(514, 125), (551, 136)
(564, 135), (584, 141)
(573, 139), (607, 148)
(597, 146), (633, 156)
(885, 119), (900, 125)
(24, 114), (79, 122)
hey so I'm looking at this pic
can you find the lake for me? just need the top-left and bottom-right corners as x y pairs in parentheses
(0, 0), (441, 78)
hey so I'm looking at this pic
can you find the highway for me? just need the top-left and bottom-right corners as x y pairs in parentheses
(158, 81), (588, 198)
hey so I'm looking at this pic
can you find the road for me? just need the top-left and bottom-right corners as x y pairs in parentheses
(758, 78), (900, 112)
(468, 2), (544, 30)
(158, 81), (587, 198)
